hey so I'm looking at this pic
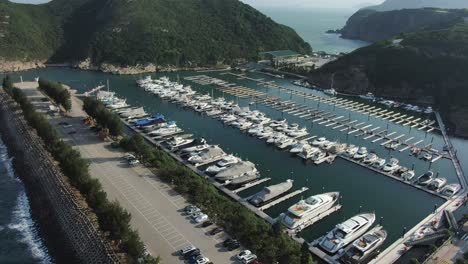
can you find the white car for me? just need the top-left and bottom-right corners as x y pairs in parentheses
(195, 214), (208, 223)
(179, 244), (196, 255)
(242, 254), (257, 264)
(129, 159), (140, 166)
(124, 153), (136, 160)
(196, 257), (210, 264)
(237, 250), (252, 261)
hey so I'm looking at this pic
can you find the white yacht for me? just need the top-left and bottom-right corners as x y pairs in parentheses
(401, 170), (416, 181)
(149, 122), (182, 137)
(269, 119), (287, 128)
(353, 147), (368, 160)
(312, 137), (329, 147)
(311, 151), (326, 162)
(382, 158), (399, 172)
(290, 141), (311, 154)
(248, 125), (264, 136)
(345, 145), (359, 157)
(372, 158), (386, 169)
(318, 213), (376, 255)
(439, 184), (461, 197)
(257, 128), (274, 139)
(416, 171), (434, 186)
(276, 138), (296, 150)
(180, 143), (209, 155)
(288, 127), (308, 138)
(283, 123), (300, 134)
(249, 179), (294, 206)
(206, 109), (222, 116)
(363, 153), (378, 164)
(427, 178), (447, 191)
(188, 146), (225, 165)
(322, 141), (337, 151)
(205, 155), (240, 175)
(359, 92), (375, 101)
(340, 227), (387, 264)
(324, 88), (337, 96)
(282, 192), (339, 230)
(298, 146), (320, 160)
(167, 136), (194, 150)
(215, 161), (257, 182)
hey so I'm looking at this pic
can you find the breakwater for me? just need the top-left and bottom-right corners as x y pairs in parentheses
(0, 90), (119, 263)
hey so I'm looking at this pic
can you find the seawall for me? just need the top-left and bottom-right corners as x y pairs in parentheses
(0, 90), (119, 263)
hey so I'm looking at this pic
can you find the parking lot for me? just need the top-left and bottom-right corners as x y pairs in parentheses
(15, 82), (245, 264)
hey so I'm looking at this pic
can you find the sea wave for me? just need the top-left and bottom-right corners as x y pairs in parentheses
(0, 140), (18, 182)
(8, 192), (53, 263)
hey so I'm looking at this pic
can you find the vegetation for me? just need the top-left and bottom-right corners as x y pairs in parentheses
(83, 97), (123, 137)
(0, 0), (311, 67)
(38, 78), (71, 111)
(309, 20), (468, 137)
(120, 134), (314, 263)
(340, 8), (468, 42)
(1, 76), (158, 263)
(364, 0), (468, 11)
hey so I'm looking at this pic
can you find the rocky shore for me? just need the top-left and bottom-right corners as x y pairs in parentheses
(0, 59), (46, 73)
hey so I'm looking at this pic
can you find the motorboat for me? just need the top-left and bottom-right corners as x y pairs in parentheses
(149, 122), (182, 137)
(298, 146), (320, 160)
(205, 155), (240, 175)
(372, 158), (386, 169)
(282, 192), (339, 230)
(363, 153), (378, 164)
(179, 142), (209, 155)
(340, 227), (387, 264)
(427, 178), (447, 191)
(416, 171), (434, 186)
(310, 151), (326, 162)
(188, 146), (226, 165)
(215, 161), (257, 182)
(312, 137), (329, 147)
(439, 184), (461, 197)
(221, 114), (237, 124)
(267, 133), (287, 145)
(276, 138), (296, 150)
(269, 119), (287, 128)
(324, 88), (337, 96)
(283, 123), (300, 134)
(274, 123), (289, 132)
(322, 141), (337, 151)
(423, 153), (433, 161)
(288, 127), (308, 138)
(206, 109), (223, 116)
(382, 158), (399, 172)
(249, 179), (294, 206)
(166, 136), (194, 150)
(226, 172), (260, 187)
(359, 92), (375, 101)
(345, 145), (359, 157)
(318, 213), (376, 254)
(353, 147), (368, 160)
(256, 127), (274, 139)
(248, 125), (264, 136)
(401, 170), (416, 181)
(290, 141), (311, 154)
(238, 121), (253, 130)
(329, 143), (347, 155)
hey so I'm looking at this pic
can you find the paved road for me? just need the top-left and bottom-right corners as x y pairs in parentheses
(16, 82), (240, 264)
(426, 237), (468, 264)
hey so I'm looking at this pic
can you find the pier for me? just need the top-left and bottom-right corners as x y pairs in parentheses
(290, 204), (342, 234)
(259, 187), (309, 211)
(232, 178), (271, 193)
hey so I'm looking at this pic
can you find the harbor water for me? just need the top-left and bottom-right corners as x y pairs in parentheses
(5, 68), (468, 250)
(0, 136), (52, 264)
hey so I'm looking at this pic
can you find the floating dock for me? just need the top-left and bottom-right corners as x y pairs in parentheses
(259, 187), (309, 211)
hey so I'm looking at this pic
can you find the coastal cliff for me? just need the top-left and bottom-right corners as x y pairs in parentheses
(339, 8), (468, 42)
(0, 0), (311, 74)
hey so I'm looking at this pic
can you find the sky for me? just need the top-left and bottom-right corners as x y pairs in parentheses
(12, 0), (384, 8)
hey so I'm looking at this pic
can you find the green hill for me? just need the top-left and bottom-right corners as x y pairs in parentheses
(309, 21), (468, 137)
(340, 8), (468, 42)
(0, 0), (311, 69)
(365, 0), (468, 11)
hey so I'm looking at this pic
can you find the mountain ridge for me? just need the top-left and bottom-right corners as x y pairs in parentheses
(365, 0), (468, 11)
(0, 0), (311, 73)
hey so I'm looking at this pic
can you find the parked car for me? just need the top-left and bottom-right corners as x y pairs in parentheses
(195, 214), (208, 223)
(124, 153), (136, 160)
(242, 254), (257, 264)
(209, 227), (223, 235)
(227, 242), (240, 251)
(186, 206), (201, 215)
(223, 238), (237, 247)
(58, 122), (69, 126)
(183, 248), (200, 260)
(201, 220), (213, 228)
(129, 159), (140, 166)
(189, 254), (207, 264)
(179, 245), (196, 256)
(191, 211), (203, 219)
(237, 250), (252, 261)
(68, 130), (77, 135)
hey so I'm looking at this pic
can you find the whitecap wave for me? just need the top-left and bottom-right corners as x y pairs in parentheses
(8, 192), (53, 263)
(0, 139), (19, 182)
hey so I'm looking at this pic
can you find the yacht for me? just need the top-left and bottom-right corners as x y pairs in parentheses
(205, 155), (240, 175)
(283, 123), (300, 134)
(248, 125), (264, 136)
(221, 114), (237, 124)
(257, 128), (274, 139)
(321, 141), (337, 151)
(329, 143), (347, 155)
(276, 138), (296, 150)
(372, 158), (386, 169)
(249, 179), (294, 206)
(215, 161), (257, 182)
(427, 178), (447, 191)
(206, 109), (223, 116)
(416, 171), (434, 186)
(345, 145), (359, 157)
(166, 136), (194, 150)
(359, 92), (375, 101)
(179, 142), (209, 155)
(439, 184), (461, 197)
(353, 147), (368, 160)
(312, 137), (329, 147)
(298, 146), (320, 160)
(363, 153), (378, 164)
(288, 127), (308, 138)
(238, 121), (253, 130)
(324, 88), (337, 96)
(149, 122), (182, 137)
(290, 141), (311, 154)
(318, 213), (376, 255)
(268, 133), (288, 145)
(310, 151), (326, 162)
(340, 227), (387, 264)
(187, 146), (226, 165)
(401, 170), (416, 181)
(382, 158), (399, 172)
(226, 172), (260, 186)
(423, 153), (433, 161)
(269, 119), (287, 128)
(282, 192), (339, 230)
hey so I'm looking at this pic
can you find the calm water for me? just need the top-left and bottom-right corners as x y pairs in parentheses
(0, 137), (52, 264)
(257, 7), (369, 53)
(5, 68), (468, 251)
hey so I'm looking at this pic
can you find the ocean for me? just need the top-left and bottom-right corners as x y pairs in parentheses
(0, 136), (52, 263)
(257, 7), (370, 53)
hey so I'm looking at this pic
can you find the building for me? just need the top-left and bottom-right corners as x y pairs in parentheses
(259, 50), (301, 67)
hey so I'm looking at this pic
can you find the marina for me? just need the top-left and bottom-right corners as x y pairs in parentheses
(6, 68), (466, 264)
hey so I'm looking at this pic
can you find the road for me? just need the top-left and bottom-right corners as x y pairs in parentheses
(15, 82), (240, 264)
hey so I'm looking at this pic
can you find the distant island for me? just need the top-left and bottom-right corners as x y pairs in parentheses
(325, 29), (341, 34)
(0, 0), (311, 74)
(364, 0), (468, 11)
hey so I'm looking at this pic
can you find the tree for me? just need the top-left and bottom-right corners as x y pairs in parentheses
(300, 242), (315, 264)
